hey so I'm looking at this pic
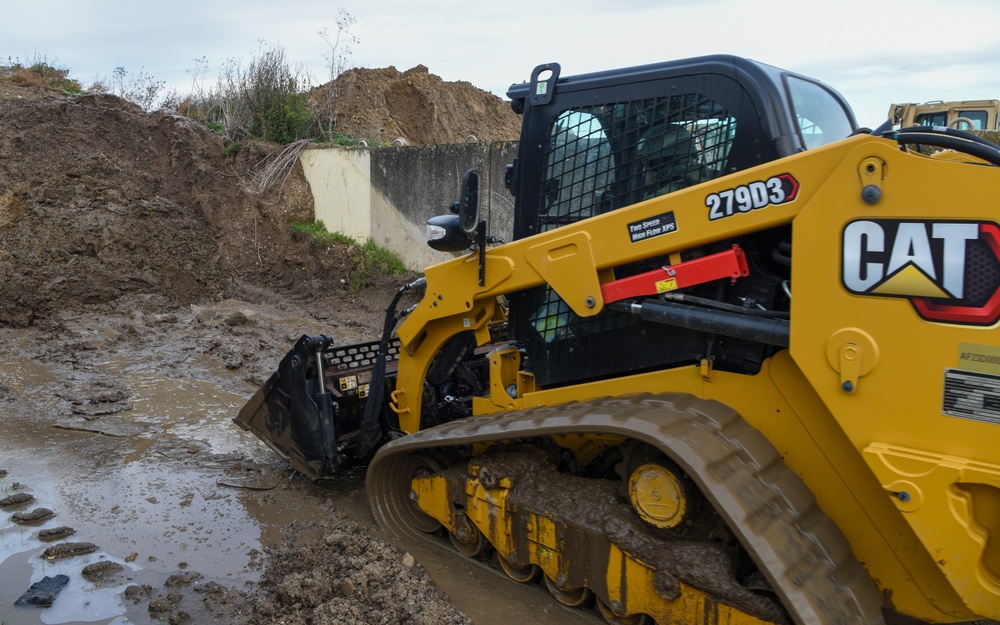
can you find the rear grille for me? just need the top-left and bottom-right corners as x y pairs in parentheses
(324, 339), (400, 372)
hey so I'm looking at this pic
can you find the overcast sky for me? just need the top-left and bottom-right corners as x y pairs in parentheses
(4, 0), (1000, 127)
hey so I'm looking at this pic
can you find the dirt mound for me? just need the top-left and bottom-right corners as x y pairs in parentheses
(0, 66), (509, 625)
(249, 520), (471, 625)
(0, 63), (520, 328)
(0, 91), (353, 326)
(0, 98), (225, 325)
(311, 65), (522, 145)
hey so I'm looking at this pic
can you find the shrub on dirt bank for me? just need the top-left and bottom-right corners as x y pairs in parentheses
(290, 220), (408, 294)
(213, 45), (317, 145)
(2, 56), (82, 95)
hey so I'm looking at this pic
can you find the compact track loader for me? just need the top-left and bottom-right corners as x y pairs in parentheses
(237, 55), (1000, 624)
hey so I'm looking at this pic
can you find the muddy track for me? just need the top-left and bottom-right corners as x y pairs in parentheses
(366, 393), (885, 625)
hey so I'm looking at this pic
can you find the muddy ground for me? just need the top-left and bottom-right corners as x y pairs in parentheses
(0, 72), (596, 624)
(0, 298), (597, 625)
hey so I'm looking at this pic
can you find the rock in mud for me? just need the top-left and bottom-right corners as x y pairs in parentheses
(148, 590), (183, 616)
(12, 507), (54, 525)
(124, 584), (152, 603)
(14, 574), (69, 607)
(224, 311), (250, 326)
(38, 526), (76, 541)
(70, 401), (133, 417)
(0, 491), (35, 508)
(165, 571), (203, 587)
(82, 560), (125, 582)
(43, 541), (98, 560)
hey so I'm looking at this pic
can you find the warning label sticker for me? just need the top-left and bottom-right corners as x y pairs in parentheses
(943, 368), (1000, 426)
(655, 278), (678, 293)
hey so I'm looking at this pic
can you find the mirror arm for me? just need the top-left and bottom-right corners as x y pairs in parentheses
(476, 220), (487, 287)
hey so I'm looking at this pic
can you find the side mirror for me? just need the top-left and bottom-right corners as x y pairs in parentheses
(458, 169), (480, 235)
(427, 169), (482, 252)
(427, 169), (489, 286)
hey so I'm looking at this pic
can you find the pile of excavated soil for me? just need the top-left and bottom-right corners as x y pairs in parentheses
(0, 89), (398, 330)
(0, 68), (502, 623)
(309, 65), (522, 145)
(0, 94), (234, 325)
(0, 62), (522, 328)
(245, 520), (471, 625)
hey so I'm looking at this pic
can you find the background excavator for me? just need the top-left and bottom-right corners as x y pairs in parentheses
(236, 54), (1000, 624)
(889, 99), (1000, 131)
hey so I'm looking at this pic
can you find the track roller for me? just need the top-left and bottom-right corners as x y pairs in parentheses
(617, 443), (720, 540)
(543, 575), (593, 607)
(498, 555), (541, 583)
(597, 599), (652, 625)
(449, 511), (486, 557)
(628, 462), (687, 529)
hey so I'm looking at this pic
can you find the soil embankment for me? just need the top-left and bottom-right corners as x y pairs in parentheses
(0, 68), (582, 625)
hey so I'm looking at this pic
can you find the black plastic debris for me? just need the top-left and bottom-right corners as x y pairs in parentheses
(15, 574), (69, 607)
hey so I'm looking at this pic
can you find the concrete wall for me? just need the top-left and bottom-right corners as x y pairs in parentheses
(300, 148), (371, 243)
(302, 142), (518, 270)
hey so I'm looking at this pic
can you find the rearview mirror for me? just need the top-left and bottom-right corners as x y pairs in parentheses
(426, 169), (483, 253)
(458, 169), (480, 235)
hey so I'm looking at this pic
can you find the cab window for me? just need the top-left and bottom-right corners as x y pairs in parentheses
(786, 75), (854, 149)
(537, 96), (736, 233)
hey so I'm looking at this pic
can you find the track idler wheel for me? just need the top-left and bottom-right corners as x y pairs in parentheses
(397, 454), (444, 533)
(498, 555), (540, 583)
(543, 575), (593, 607)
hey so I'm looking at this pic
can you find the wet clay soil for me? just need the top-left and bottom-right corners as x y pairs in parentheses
(0, 271), (598, 625)
(0, 72), (598, 624)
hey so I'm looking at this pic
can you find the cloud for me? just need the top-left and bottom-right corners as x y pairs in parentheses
(3, 0), (1000, 126)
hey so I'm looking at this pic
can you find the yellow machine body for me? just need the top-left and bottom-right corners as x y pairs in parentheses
(388, 135), (1000, 621)
(237, 56), (1000, 624)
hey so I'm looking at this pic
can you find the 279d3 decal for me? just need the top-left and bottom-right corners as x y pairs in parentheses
(705, 173), (799, 221)
(842, 219), (1000, 325)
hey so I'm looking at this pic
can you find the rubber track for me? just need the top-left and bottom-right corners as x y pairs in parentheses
(366, 393), (885, 625)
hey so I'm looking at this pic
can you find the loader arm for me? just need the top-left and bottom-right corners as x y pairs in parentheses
(390, 133), (866, 431)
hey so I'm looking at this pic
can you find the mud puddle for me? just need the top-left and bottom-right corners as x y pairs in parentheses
(0, 316), (598, 625)
(0, 324), (363, 624)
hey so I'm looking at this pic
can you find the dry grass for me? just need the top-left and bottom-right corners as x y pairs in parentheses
(5, 57), (82, 94)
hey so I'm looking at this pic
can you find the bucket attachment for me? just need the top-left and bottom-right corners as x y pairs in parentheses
(236, 333), (401, 479)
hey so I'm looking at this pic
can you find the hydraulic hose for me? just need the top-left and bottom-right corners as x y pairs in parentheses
(609, 299), (790, 347)
(355, 276), (426, 457)
(661, 292), (790, 319)
(897, 124), (1000, 151)
(889, 129), (1000, 167)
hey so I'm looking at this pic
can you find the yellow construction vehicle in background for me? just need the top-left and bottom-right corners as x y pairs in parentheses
(890, 99), (1000, 130)
(237, 55), (1000, 624)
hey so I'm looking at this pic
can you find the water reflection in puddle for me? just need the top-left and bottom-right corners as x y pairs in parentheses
(0, 347), (272, 624)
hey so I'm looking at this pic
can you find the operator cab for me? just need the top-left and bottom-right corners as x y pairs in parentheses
(503, 55), (856, 387)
